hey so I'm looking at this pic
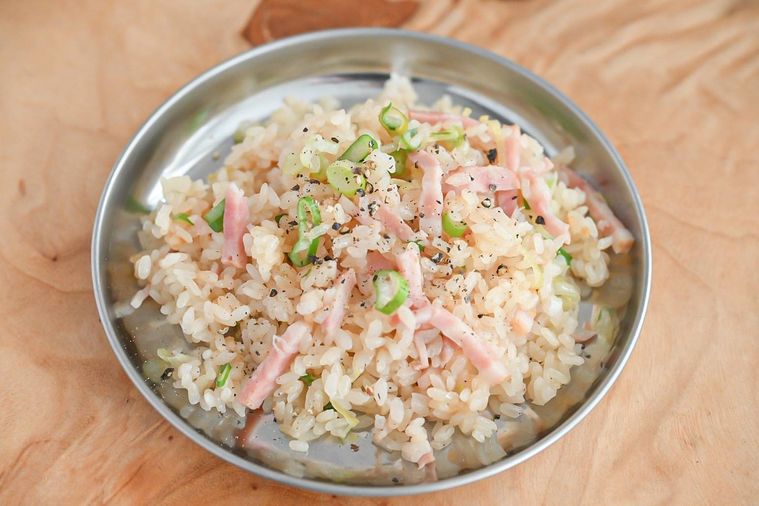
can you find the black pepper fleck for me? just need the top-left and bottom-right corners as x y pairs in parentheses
(302, 127), (308, 132)
(489, 183), (497, 192)
(536, 215), (545, 225)
(332, 222), (341, 230)
(331, 137), (339, 143)
(481, 198), (492, 208)
(291, 184), (300, 191)
(269, 289), (278, 297)
(486, 148), (497, 163)
(161, 368), (174, 380)
(431, 252), (444, 264)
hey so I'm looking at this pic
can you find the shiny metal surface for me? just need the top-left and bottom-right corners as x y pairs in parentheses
(92, 28), (651, 496)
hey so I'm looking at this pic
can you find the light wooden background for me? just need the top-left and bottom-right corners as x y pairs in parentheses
(1, 0), (757, 504)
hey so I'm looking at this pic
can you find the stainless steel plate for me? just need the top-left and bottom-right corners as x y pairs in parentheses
(92, 28), (651, 496)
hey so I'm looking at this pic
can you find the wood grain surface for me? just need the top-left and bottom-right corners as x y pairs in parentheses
(1, 0), (757, 504)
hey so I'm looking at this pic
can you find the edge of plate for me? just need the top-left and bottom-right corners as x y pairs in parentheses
(91, 27), (652, 497)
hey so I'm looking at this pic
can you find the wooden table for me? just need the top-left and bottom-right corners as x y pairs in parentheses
(2, 0), (757, 503)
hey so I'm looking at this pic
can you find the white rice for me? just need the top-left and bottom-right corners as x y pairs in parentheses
(131, 76), (624, 465)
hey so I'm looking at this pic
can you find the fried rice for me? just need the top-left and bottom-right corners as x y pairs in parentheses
(130, 76), (633, 467)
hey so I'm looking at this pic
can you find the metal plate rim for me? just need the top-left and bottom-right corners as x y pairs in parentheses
(91, 27), (652, 497)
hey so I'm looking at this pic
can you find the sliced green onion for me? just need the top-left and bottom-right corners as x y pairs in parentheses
(174, 213), (194, 225)
(442, 212), (468, 238)
(203, 199), (225, 232)
(296, 196), (321, 233)
(327, 159), (366, 196)
(289, 196), (322, 267)
(557, 247), (572, 265)
(409, 240), (425, 252)
(390, 149), (409, 179)
(373, 269), (409, 315)
(431, 125), (465, 149)
(339, 134), (378, 163)
(323, 401), (334, 411)
(379, 102), (409, 134)
(274, 213), (286, 225)
(299, 373), (316, 386)
(289, 237), (317, 267)
(399, 127), (422, 151)
(215, 363), (232, 388)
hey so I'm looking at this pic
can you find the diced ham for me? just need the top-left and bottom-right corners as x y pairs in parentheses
(499, 124), (521, 172)
(354, 195), (417, 242)
(495, 190), (519, 217)
(558, 166), (634, 254)
(396, 245), (425, 307)
(221, 183), (249, 268)
(374, 202), (417, 242)
(239, 321), (311, 410)
(521, 171), (570, 244)
(365, 251), (395, 275)
(445, 165), (520, 193)
(492, 124), (521, 216)
(321, 269), (357, 337)
(408, 110), (479, 128)
(410, 151), (443, 238)
(427, 306), (509, 386)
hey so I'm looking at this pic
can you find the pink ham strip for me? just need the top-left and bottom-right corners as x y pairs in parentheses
(492, 125), (521, 216)
(365, 251), (395, 275)
(427, 306), (509, 386)
(559, 166), (634, 254)
(395, 245), (425, 307)
(445, 165), (520, 193)
(410, 151), (443, 238)
(408, 110), (479, 128)
(321, 268), (357, 337)
(504, 125), (521, 173)
(495, 190), (519, 217)
(374, 203), (417, 242)
(521, 171), (570, 244)
(239, 321), (311, 410)
(221, 183), (249, 268)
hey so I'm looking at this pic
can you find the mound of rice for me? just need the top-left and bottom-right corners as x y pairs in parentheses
(130, 76), (631, 466)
